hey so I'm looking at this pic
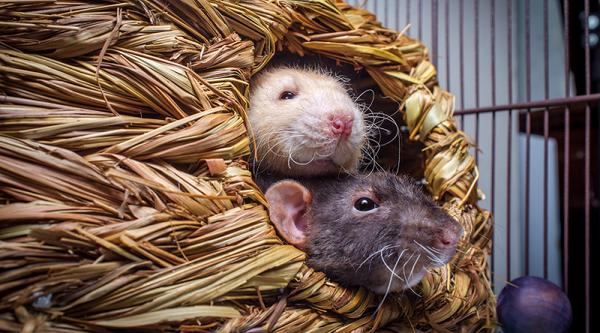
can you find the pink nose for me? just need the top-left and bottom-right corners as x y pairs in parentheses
(329, 115), (353, 137)
(437, 229), (459, 249)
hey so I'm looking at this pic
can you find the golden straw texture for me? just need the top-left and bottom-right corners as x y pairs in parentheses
(0, 0), (495, 331)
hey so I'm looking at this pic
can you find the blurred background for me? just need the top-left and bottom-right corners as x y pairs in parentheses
(347, 0), (598, 331)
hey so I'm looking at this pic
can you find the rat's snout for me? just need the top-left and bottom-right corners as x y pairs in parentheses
(432, 217), (464, 251)
(436, 228), (460, 249)
(418, 207), (462, 250)
(327, 113), (353, 137)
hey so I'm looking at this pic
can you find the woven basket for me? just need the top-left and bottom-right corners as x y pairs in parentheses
(0, 1), (495, 332)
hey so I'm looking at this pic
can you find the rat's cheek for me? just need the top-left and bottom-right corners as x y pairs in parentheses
(345, 123), (366, 146)
(369, 267), (405, 294)
(352, 111), (365, 130)
(408, 269), (428, 287)
(333, 156), (358, 172)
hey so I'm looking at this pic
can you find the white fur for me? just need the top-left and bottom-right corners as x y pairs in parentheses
(248, 66), (366, 176)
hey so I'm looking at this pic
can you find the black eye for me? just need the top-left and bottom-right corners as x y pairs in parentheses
(354, 197), (379, 211)
(279, 91), (296, 100)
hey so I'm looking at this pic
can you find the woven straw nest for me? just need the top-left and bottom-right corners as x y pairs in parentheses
(0, 0), (495, 332)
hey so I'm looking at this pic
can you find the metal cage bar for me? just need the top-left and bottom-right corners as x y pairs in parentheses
(348, 0), (596, 330)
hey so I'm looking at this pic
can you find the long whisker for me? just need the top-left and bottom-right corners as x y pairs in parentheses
(362, 109), (402, 173)
(357, 244), (389, 270)
(401, 252), (421, 296)
(354, 88), (375, 106)
(356, 244), (402, 270)
(405, 254), (421, 297)
(402, 252), (415, 284)
(414, 240), (445, 266)
(426, 245), (444, 254)
(380, 248), (406, 280)
(373, 250), (403, 315)
(414, 241), (444, 264)
(407, 254), (422, 297)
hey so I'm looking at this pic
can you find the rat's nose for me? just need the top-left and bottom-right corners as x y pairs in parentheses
(436, 228), (460, 249)
(328, 114), (353, 137)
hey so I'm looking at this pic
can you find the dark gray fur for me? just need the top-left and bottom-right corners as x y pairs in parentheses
(258, 172), (463, 291)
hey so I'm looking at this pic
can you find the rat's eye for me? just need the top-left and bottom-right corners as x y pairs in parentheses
(354, 197), (379, 211)
(279, 91), (296, 100)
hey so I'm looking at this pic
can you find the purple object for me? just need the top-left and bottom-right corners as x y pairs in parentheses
(497, 276), (572, 333)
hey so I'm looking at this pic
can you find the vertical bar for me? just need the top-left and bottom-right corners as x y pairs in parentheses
(383, 0), (388, 27)
(562, 0), (570, 296)
(542, 0), (549, 280)
(584, 107), (591, 330)
(418, 0), (423, 41)
(385, 0), (398, 31)
(524, 0), (531, 276)
(445, 0), (450, 90)
(406, 0), (411, 31)
(506, 0), (513, 281)
(432, 0), (439, 69)
(525, 108), (531, 276)
(474, 0), (480, 164)
(490, 0), (496, 284)
(459, 0), (465, 128)
(543, 111), (549, 279)
(583, 1), (591, 331)
(396, 0), (400, 30)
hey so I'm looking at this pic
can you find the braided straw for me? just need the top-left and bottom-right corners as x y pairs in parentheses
(0, 0), (495, 332)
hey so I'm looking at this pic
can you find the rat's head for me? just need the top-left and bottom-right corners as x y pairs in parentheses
(265, 172), (463, 294)
(248, 66), (366, 176)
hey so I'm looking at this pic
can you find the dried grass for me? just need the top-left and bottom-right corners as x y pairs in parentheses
(0, 0), (495, 332)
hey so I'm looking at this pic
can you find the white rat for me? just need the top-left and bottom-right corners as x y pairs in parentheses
(248, 66), (367, 176)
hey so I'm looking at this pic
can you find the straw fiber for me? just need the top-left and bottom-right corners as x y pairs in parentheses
(0, 0), (495, 332)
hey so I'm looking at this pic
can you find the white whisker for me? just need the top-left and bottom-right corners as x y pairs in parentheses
(373, 249), (403, 315)
(380, 248), (406, 280)
(357, 244), (402, 270)
(407, 253), (422, 297)
(414, 240), (445, 266)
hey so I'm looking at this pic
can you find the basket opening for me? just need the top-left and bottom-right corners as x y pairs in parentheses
(250, 51), (426, 180)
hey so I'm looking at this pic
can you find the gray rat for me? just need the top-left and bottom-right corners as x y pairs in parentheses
(248, 65), (367, 176)
(263, 172), (463, 294)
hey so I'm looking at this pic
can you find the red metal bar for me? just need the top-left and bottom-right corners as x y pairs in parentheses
(562, 0), (570, 295)
(524, 0), (531, 276)
(563, 105), (570, 287)
(543, 108), (549, 278)
(455, 93), (600, 115)
(475, 0), (480, 164)
(544, 0), (550, 100)
(543, 0), (549, 280)
(431, 0), (438, 69)
(506, 0), (513, 281)
(584, 1), (591, 331)
(490, 0), (496, 284)
(584, 109), (591, 331)
(525, 108), (531, 275)
(445, 0), (450, 90)
(459, 0), (465, 129)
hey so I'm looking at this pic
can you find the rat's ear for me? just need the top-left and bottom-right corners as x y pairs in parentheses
(265, 180), (312, 250)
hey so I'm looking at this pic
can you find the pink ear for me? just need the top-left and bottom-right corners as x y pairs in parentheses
(265, 180), (312, 250)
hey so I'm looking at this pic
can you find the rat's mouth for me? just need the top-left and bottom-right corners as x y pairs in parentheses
(367, 265), (429, 294)
(281, 158), (339, 176)
(369, 248), (456, 294)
